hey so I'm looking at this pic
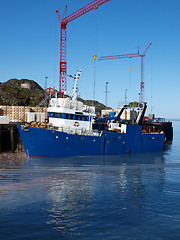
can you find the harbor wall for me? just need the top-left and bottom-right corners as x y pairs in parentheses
(0, 105), (48, 154)
(0, 124), (23, 153)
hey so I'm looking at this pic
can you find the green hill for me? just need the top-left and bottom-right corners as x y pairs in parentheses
(0, 79), (44, 106)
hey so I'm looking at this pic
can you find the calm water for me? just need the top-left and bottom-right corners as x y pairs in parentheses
(0, 121), (180, 240)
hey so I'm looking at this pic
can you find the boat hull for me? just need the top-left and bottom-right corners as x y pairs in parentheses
(17, 125), (165, 157)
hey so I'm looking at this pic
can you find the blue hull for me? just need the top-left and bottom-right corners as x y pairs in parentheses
(17, 125), (165, 157)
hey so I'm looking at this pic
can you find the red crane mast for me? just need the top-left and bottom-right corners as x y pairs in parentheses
(56, 0), (109, 97)
(98, 42), (152, 103)
(139, 43), (152, 103)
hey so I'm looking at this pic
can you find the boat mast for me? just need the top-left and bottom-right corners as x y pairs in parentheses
(68, 70), (82, 100)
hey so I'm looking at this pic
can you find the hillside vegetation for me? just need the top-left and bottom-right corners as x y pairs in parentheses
(0, 79), (44, 106)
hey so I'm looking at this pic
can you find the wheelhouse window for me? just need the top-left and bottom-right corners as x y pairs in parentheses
(49, 112), (91, 121)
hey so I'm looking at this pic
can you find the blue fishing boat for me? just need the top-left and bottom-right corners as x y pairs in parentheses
(17, 71), (165, 157)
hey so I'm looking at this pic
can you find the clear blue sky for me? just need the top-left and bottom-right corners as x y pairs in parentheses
(1, 0), (180, 119)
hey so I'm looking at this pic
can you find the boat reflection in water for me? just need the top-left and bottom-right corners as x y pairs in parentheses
(24, 153), (166, 238)
(0, 145), (175, 239)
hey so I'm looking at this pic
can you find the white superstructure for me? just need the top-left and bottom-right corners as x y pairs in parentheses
(47, 71), (96, 132)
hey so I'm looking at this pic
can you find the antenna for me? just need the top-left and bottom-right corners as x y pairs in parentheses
(45, 76), (48, 107)
(125, 89), (128, 105)
(105, 81), (109, 106)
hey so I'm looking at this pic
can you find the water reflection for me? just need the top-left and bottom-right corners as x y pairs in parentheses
(163, 140), (173, 152)
(25, 152), (165, 167)
(32, 153), (166, 238)
(0, 151), (169, 239)
(0, 152), (25, 169)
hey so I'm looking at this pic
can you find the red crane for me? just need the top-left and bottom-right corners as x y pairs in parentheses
(56, 0), (109, 97)
(98, 42), (152, 103)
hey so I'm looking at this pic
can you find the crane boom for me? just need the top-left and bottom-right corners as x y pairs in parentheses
(56, 0), (109, 97)
(64, 0), (109, 24)
(98, 52), (139, 61)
